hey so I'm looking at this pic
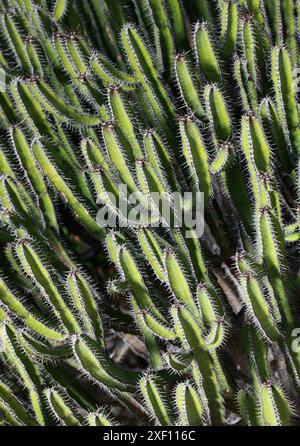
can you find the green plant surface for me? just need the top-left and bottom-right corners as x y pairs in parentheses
(0, 0), (299, 427)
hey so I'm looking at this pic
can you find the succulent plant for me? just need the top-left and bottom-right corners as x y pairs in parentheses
(0, 0), (299, 427)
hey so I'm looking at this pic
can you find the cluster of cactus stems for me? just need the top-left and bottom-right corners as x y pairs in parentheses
(0, 0), (299, 427)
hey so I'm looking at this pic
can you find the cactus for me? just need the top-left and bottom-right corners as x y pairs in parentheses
(0, 0), (299, 427)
